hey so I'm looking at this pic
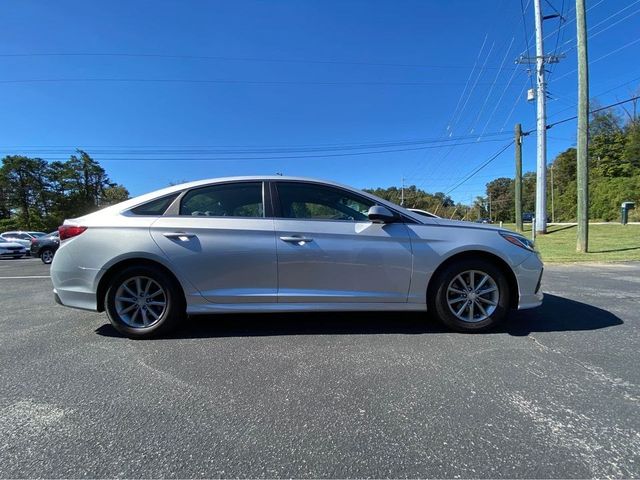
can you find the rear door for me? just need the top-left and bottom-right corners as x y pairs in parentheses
(272, 181), (413, 303)
(150, 181), (278, 303)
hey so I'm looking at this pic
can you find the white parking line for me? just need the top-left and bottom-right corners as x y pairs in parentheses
(0, 276), (51, 279)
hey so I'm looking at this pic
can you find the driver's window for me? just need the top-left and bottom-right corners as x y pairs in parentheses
(276, 182), (373, 221)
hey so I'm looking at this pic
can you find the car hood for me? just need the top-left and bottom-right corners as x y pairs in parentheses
(431, 217), (513, 233)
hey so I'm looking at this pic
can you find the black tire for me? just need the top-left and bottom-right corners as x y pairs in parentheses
(105, 265), (185, 339)
(40, 248), (54, 264)
(430, 258), (511, 332)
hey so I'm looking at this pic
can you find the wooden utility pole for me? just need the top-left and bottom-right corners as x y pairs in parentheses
(515, 123), (523, 232)
(576, 0), (589, 252)
(550, 163), (555, 223)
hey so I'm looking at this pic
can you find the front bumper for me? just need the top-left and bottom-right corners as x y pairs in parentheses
(514, 253), (544, 310)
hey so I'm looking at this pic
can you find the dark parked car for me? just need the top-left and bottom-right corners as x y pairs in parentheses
(522, 212), (534, 223)
(30, 231), (60, 264)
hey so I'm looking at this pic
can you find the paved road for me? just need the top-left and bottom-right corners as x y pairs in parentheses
(1, 258), (639, 478)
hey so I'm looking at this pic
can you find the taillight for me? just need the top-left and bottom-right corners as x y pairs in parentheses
(58, 225), (88, 240)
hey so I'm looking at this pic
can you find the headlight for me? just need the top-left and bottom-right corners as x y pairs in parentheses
(499, 231), (536, 251)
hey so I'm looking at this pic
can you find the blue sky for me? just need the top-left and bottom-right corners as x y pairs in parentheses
(1, 0), (639, 204)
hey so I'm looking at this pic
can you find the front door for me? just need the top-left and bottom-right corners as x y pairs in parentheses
(273, 181), (413, 303)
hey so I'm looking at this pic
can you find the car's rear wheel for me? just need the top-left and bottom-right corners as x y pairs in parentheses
(40, 248), (54, 264)
(430, 259), (510, 332)
(105, 265), (184, 339)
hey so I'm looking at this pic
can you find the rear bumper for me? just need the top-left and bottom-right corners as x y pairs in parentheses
(0, 250), (26, 257)
(53, 288), (98, 311)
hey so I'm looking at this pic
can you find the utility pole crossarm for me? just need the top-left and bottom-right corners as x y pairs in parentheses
(516, 54), (565, 64)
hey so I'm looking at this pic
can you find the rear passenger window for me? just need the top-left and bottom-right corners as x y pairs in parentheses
(180, 182), (264, 217)
(130, 193), (180, 216)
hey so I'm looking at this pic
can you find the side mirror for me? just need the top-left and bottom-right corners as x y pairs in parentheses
(368, 205), (398, 224)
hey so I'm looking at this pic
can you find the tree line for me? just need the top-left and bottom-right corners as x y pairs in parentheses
(0, 150), (129, 232)
(483, 106), (640, 223)
(2, 104), (638, 231)
(370, 105), (640, 223)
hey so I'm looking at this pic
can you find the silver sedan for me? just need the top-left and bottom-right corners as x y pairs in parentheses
(51, 176), (543, 338)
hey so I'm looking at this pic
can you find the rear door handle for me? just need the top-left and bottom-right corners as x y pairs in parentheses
(163, 232), (196, 241)
(280, 236), (313, 244)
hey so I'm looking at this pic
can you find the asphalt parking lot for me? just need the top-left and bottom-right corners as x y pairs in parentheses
(1, 258), (639, 478)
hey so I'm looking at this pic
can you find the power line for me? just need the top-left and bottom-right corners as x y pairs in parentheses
(445, 35), (489, 136)
(0, 131), (512, 154)
(519, 0), (606, 55)
(444, 141), (515, 194)
(528, 94), (640, 132)
(5, 138), (513, 162)
(0, 52), (518, 71)
(547, 74), (640, 120)
(500, 77), (530, 131)
(558, 1), (640, 54)
(551, 37), (640, 83)
(546, 0), (567, 80)
(470, 37), (515, 133)
(519, 0), (536, 92)
(0, 77), (521, 87)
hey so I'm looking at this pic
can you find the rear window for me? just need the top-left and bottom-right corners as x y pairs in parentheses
(129, 193), (180, 216)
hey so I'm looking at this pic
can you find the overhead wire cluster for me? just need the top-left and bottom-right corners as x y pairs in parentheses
(2, 0), (639, 211)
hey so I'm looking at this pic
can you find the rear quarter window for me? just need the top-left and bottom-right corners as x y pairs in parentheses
(129, 193), (180, 216)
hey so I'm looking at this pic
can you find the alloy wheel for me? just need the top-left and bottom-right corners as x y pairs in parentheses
(114, 276), (167, 328)
(446, 270), (499, 323)
(41, 250), (54, 264)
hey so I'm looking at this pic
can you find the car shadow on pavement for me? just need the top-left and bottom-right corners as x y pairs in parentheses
(503, 293), (623, 336)
(95, 293), (622, 340)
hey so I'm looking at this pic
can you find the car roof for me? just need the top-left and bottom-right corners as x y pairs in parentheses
(67, 175), (439, 226)
(2, 230), (31, 234)
(75, 176), (385, 218)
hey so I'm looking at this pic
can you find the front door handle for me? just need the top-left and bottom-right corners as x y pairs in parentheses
(280, 235), (313, 244)
(163, 232), (197, 241)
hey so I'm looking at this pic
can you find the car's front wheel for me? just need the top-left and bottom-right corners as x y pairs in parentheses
(105, 265), (184, 339)
(40, 248), (54, 264)
(431, 259), (510, 332)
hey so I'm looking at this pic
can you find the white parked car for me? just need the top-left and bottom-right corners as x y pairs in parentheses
(407, 208), (440, 218)
(0, 231), (47, 254)
(51, 176), (543, 339)
(0, 240), (27, 259)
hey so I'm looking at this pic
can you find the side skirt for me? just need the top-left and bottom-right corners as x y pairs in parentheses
(186, 302), (427, 315)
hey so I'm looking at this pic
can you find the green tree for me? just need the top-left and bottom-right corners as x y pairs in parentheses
(0, 151), (129, 230)
(0, 156), (49, 229)
(486, 177), (514, 222)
